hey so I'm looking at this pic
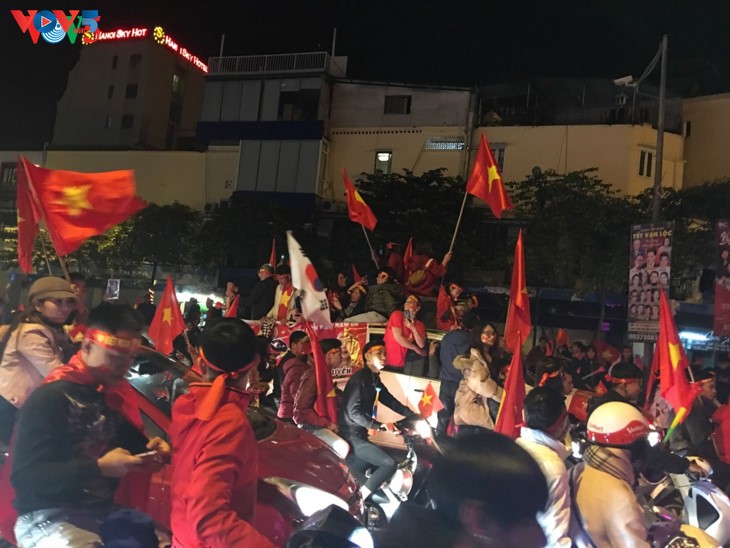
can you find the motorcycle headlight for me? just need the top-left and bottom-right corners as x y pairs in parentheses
(264, 477), (349, 517)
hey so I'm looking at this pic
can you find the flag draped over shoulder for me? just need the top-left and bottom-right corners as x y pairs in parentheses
(287, 231), (332, 327)
(466, 134), (513, 219)
(495, 333), (526, 439)
(504, 229), (531, 353)
(656, 288), (700, 418)
(305, 322), (339, 424)
(342, 168), (377, 231)
(225, 295), (239, 318)
(147, 277), (185, 356)
(18, 156), (146, 256)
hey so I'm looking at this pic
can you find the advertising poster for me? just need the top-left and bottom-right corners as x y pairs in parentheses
(714, 220), (730, 336)
(628, 222), (673, 342)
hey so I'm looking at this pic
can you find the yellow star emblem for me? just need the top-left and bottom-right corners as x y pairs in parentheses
(420, 392), (433, 406)
(354, 190), (367, 205)
(327, 388), (337, 398)
(487, 165), (501, 191)
(55, 185), (92, 216)
(668, 342), (682, 370)
(162, 307), (172, 325)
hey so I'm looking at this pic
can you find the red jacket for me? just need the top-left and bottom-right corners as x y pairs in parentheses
(278, 356), (307, 420)
(170, 384), (274, 548)
(293, 366), (330, 428)
(405, 254), (446, 297)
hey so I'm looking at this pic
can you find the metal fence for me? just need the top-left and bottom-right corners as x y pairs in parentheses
(207, 52), (330, 76)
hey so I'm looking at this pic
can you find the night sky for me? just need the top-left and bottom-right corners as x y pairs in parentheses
(2, 0), (729, 148)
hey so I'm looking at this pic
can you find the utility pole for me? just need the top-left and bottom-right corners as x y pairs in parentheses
(652, 34), (668, 223)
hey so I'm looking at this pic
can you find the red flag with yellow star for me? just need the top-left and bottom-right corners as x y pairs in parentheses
(657, 287), (700, 416)
(504, 229), (531, 353)
(304, 322), (339, 424)
(343, 168), (377, 231)
(495, 333), (526, 439)
(18, 155), (146, 256)
(16, 157), (40, 273)
(147, 277), (185, 356)
(418, 381), (443, 419)
(466, 134), (513, 219)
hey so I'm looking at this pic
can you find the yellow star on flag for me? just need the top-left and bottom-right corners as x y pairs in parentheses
(327, 388), (337, 398)
(420, 392), (433, 406)
(668, 342), (682, 370)
(487, 165), (500, 191)
(354, 190), (366, 204)
(55, 185), (93, 216)
(162, 307), (173, 325)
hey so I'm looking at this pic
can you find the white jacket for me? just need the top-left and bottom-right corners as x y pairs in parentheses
(517, 427), (572, 548)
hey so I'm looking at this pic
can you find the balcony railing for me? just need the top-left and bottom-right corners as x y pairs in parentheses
(207, 51), (330, 76)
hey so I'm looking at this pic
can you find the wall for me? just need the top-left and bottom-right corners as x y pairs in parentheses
(682, 93), (730, 186)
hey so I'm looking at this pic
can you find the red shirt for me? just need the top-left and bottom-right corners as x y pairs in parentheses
(170, 384), (275, 548)
(383, 310), (426, 368)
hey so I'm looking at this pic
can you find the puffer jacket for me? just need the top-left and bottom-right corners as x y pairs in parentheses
(452, 348), (503, 429)
(277, 356), (307, 420)
(365, 282), (404, 318)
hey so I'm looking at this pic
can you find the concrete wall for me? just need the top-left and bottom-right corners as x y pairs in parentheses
(682, 93), (730, 186)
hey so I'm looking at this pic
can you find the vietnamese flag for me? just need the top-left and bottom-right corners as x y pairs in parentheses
(342, 169), (377, 231)
(352, 264), (362, 283)
(495, 333), (526, 439)
(15, 159), (40, 273)
(225, 295), (240, 318)
(18, 155), (146, 256)
(305, 322), (339, 424)
(403, 236), (413, 274)
(418, 381), (443, 419)
(466, 134), (513, 219)
(504, 229), (531, 353)
(436, 284), (456, 331)
(147, 277), (185, 356)
(657, 287), (701, 419)
(269, 238), (277, 271)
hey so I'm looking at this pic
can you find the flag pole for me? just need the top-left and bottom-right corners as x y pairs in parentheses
(448, 190), (469, 253)
(361, 225), (379, 269)
(38, 232), (53, 275)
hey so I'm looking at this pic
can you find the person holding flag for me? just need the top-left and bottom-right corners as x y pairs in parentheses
(293, 337), (344, 433)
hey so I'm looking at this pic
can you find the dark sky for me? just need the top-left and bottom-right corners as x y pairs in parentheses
(2, 0), (729, 148)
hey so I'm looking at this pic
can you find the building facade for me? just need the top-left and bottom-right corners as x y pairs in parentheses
(681, 93), (730, 187)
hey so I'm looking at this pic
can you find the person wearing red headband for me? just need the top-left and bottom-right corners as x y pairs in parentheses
(169, 318), (274, 548)
(11, 302), (169, 547)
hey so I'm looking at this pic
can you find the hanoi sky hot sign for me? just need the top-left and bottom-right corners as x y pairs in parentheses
(82, 25), (208, 73)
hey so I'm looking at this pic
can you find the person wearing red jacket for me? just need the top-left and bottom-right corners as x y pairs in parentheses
(169, 318), (274, 548)
(277, 331), (311, 421)
(404, 241), (452, 297)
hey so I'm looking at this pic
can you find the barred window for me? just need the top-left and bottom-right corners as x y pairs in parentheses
(424, 136), (466, 151)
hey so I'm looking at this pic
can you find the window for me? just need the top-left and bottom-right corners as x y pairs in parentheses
(129, 54), (142, 69)
(374, 151), (392, 174)
(490, 144), (506, 173)
(172, 72), (185, 96)
(685, 121), (692, 138)
(424, 136), (466, 150)
(639, 149), (654, 177)
(125, 84), (138, 99)
(104, 115), (112, 129)
(0, 163), (17, 190)
(384, 95), (412, 115)
(121, 114), (134, 129)
(277, 89), (320, 121)
(111, 55), (118, 69)
(107, 85), (113, 99)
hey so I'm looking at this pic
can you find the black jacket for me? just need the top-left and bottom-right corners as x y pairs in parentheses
(669, 397), (717, 459)
(12, 380), (148, 514)
(339, 367), (411, 439)
(248, 276), (278, 320)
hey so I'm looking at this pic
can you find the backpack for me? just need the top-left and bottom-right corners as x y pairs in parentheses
(407, 258), (434, 287)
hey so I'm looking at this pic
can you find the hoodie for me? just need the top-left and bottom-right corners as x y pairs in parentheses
(169, 383), (274, 548)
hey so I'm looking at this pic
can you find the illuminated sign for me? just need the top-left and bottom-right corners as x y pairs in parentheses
(82, 25), (207, 73)
(10, 9), (100, 45)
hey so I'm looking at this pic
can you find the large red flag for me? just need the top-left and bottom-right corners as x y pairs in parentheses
(18, 155), (146, 256)
(342, 169), (377, 231)
(495, 333), (526, 439)
(269, 238), (277, 270)
(147, 277), (185, 356)
(15, 158), (40, 273)
(436, 284), (457, 331)
(657, 287), (700, 417)
(504, 229), (531, 353)
(305, 322), (338, 424)
(466, 134), (513, 219)
(418, 381), (444, 419)
(225, 295), (239, 318)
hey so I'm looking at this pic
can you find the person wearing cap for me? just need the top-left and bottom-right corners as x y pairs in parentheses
(0, 276), (78, 445)
(247, 263), (278, 320)
(169, 318), (274, 548)
(293, 337), (345, 432)
(277, 330), (311, 422)
(516, 387), (572, 548)
(339, 341), (414, 500)
(570, 401), (652, 546)
(11, 302), (170, 546)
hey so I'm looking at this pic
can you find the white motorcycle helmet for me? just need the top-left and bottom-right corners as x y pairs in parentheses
(586, 402), (651, 447)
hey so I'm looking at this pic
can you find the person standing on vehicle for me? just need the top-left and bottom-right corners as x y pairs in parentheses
(437, 309), (478, 437)
(0, 276), (78, 445)
(339, 341), (414, 500)
(383, 294), (427, 370)
(516, 387), (572, 548)
(170, 318), (275, 547)
(293, 338), (345, 432)
(11, 302), (171, 547)
(247, 263), (278, 320)
(277, 331), (311, 422)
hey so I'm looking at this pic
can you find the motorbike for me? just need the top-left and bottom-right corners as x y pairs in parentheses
(286, 505), (373, 548)
(362, 414), (441, 530)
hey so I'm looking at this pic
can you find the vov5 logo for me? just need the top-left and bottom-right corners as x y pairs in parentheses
(11, 10), (100, 44)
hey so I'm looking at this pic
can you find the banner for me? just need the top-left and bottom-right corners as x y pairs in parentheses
(715, 220), (730, 336)
(628, 222), (673, 342)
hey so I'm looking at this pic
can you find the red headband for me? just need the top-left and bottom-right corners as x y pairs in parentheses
(194, 347), (258, 421)
(85, 328), (141, 353)
(538, 369), (561, 387)
(604, 375), (641, 385)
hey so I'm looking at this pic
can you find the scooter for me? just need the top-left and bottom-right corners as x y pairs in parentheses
(363, 415), (440, 530)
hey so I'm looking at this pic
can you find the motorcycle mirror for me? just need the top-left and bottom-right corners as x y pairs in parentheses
(286, 505), (373, 548)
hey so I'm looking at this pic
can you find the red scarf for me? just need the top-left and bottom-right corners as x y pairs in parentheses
(45, 353), (144, 432)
